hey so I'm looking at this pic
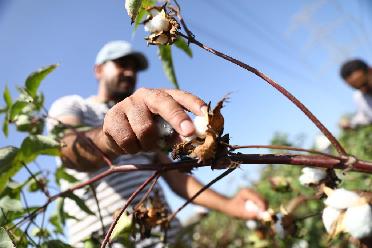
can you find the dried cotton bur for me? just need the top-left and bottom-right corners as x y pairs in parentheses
(172, 97), (229, 165)
(144, 6), (180, 45)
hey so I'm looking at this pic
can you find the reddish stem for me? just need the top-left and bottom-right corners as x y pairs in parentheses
(177, 32), (347, 156)
(100, 172), (158, 248)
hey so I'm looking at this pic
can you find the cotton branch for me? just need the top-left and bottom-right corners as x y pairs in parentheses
(176, 32), (347, 157)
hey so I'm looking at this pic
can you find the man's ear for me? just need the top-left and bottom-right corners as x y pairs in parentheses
(94, 64), (103, 80)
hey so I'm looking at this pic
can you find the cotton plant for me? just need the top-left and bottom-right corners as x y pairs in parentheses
(322, 187), (372, 239)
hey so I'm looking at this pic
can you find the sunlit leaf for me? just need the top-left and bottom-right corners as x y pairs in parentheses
(83, 237), (100, 248)
(174, 37), (192, 57)
(0, 196), (22, 212)
(19, 135), (60, 164)
(41, 239), (72, 248)
(55, 167), (78, 186)
(8, 101), (28, 121)
(0, 146), (21, 193)
(3, 86), (12, 108)
(158, 45), (179, 89)
(25, 64), (58, 98)
(64, 192), (95, 216)
(49, 214), (63, 234)
(0, 227), (14, 248)
(110, 212), (132, 241)
(125, 0), (142, 22)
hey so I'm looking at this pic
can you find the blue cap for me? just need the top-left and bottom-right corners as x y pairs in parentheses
(95, 40), (148, 70)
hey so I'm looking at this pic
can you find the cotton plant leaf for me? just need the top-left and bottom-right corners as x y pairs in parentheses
(125, 0), (142, 23)
(3, 86), (12, 107)
(0, 196), (23, 212)
(19, 135), (60, 164)
(0, 227), (15, 248)
(0, 146), (21, 194)
(158, 45), (179, 89)
(25, 64), (58, 99)
(64, 192), (95, 216)
(55, 167), (78, 186)
(174, 37), (192, 57)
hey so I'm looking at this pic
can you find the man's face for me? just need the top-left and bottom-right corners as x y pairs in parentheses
(345, 69), (372, 93)
(99, 57), (138, 102)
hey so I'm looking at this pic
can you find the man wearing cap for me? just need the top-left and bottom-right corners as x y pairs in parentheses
(48, 40), (266, 247)
(339, 59), (372, 129)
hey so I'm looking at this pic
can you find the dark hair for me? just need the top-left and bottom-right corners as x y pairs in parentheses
(340, 59), (368, 80)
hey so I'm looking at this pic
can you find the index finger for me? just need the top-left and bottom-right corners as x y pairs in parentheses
(164, 89), (208, 116)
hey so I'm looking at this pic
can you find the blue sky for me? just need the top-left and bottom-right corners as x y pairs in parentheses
(0, 0), (371, 224)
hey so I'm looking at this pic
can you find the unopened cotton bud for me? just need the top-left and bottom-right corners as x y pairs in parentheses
(324, 188), (360, 209)
(193, 115), (209, 139)
(343, 204), (372, 239)
(298, 167), (326, 185)
(246, 220), (258, 230)
(322, 206), (341, 233)
(144, 10), (170, 33)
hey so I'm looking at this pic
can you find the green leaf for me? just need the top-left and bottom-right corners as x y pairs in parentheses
(55, 167), (78, 186)
(8, 101), (28, 121)
(158, 45), (179, 89)
(83, 237), (100, 248)
(31, 227), (50, 238)
(125, 0), (142, 22)
(110, 212), (132, 242)
(41, 239), (72, 248)
(64, 192), (95, 216)
(3, 86), (12, 108)
(0, 196), (22, 212)
(0, 227), (14, 248)
(174, 37), (192, 57)
(2, 119), (8, 137)
(49, 214), (64, 234)
(0, 146), (21, 194)
(19, 135), (60, 164)
(25, 64), (58, 98)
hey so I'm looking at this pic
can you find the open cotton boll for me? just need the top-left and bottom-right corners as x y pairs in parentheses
(144, 11), (170, 33)
(343, 204), (372, 239)
(298, 167), (326, 185)
(193, 115), (209, 139)
(322, 206), (341, 233)
(246, 220), (258, 230)
(324, 188), (361, 209)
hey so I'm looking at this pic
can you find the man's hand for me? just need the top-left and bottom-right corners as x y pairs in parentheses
(223, 188), (267, 220)
(103, 88), (207, 155)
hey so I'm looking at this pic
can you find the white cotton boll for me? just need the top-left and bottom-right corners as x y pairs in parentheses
(245, 200), (260, 213)
(314, 134), (331, 151)
(144, 11), (170, 33)
(246, 220), (258, 230)
(292, 239), (309, 248)
(193, 115), (209, 139)
(324, 188), (361, 209)
(298, 167), (327, 185)
(322, 206), (341, 233)
(343, 204), (372, 239)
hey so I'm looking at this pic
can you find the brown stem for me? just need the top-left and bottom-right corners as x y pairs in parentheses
(177, 32), (347, 156)
(11, 153), (372, 230)
(228, 144), (341, 160)
(134, 173), (160, 210)
(100, 172), (158, 248)
(168, 168), (235, 222)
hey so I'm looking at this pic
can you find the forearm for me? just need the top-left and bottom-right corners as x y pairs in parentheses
(163, 170), (229, 213)
(60, 127), (119, 171)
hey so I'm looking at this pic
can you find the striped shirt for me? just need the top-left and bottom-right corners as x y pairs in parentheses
(48, 95), (182, 247)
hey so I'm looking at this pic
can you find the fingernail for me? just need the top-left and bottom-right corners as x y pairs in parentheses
(200, 105), (208, 115)
(180, 119), (195, 136)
